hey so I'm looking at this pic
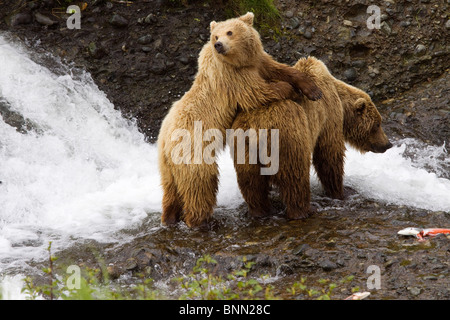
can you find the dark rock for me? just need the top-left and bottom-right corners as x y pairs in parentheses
(304, 46), (317, 55)
(137, 35), (153, 45)
(88, 42), (107, 59)
(276, 263), (294, 276)
(344, 67), (357, 81)
(408, 287), (421, 296)
(7, 12), (32, 27)
(41, 0), (55, 7)
(150, 53), (167, 75)
(292, 244), (311, 256)
(34, 12), (56, 26)
(125, 258), (138, 270)
(380, 21), (391, 35)
(320, 260), (338, 271)
(153, 38), (163, 51)
(303, 31), (312, 39)
(141, 46), (152, 53)
(144, 13), (157, 24)
(414, 44), (427, 56)
(110, 14), (128, 28)
(178, 56), (190, 65)
(290, 18), (300, 29)
(28, 1), (40, 10)
(400, 21), (411, 27)
(285, 10), (294, 18)
(351, 60), (366, 68)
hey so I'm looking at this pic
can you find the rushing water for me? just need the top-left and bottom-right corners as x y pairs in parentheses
(0, 35), (449, 297)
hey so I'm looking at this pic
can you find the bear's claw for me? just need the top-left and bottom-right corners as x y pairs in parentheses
(302, 86), (323, 101)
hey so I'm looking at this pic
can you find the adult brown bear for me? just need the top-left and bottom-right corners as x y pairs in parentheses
(231, 57), (393, 219)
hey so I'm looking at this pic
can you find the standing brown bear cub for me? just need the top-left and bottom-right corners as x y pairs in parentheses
(157, 13), (322, 228)
(232, 57), (392, 220)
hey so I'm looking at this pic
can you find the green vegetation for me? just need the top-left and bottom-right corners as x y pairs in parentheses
(168, 0), (281, 29)
(225, 0), (281, 28)
(0, 243), (361, 300)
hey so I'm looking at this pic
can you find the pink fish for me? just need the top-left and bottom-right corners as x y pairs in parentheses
(398, 227), (450, 241)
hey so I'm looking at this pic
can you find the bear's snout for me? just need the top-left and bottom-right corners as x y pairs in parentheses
(214, 41), (226, 54)
(371, 141), (393, 153)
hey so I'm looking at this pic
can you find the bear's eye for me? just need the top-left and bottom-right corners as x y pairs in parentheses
(227, 31), (233, 36)
(215, 36), (218, 40)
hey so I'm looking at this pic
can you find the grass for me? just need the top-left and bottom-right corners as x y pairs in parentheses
(0, 242), (361, 300)
(168, 0), (281, 30)
(225, 0), (281, 28)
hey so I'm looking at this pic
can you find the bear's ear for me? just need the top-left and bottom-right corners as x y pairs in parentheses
(354, 98), (367, 115)
(239, 12), (254, 26)
(210, 21), (217, 31)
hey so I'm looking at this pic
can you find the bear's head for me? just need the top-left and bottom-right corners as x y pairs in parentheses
(343, 92), (393, 154)
(209, 12), (263, 67)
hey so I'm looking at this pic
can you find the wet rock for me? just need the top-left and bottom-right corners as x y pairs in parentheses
(7, 12), (32, 27)
(144, 13), (157, 24)
(107, 264), (122, 280)
(153, 38), (163, 51)
(110, 14), (128, 28)
(320, 260), (338, 271)
(400, 21), (411, 28)
(178, 56), (190, 65)
(137, 35), (153, 45)
(27, 1), (40, 10)
(298, 26), (305, 35)
(88, 42), (107, 59)
(125, 258), (138, 270)
(292, 244), (311, 256)
(285, 10), (294, 18)
(343, 20), (353, 27)
(368, 66), (380, 77)
(351, 60), (366, 68)
(141, 46), (152, 53)
(380, 21), (391, 35)
(446, 20), (450, 30)
(150, 53), (167, 75)
(276, 263), (294, 276)
(290, 18), (300, 29)
(407, 286), (421, 296)
(303, 31), (312, 39)
(414, 44), (427, 56)
(34, 12), (56, 26)
(344, 68), (357, 81)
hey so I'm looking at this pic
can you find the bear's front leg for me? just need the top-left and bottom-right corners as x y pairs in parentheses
(290, 71), (323, 101)
(258, 55), (323, 101)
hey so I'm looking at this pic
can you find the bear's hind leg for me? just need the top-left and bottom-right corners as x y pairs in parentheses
(235, 163), (273, 218)
(179, 165), (219, 228)
(276, 163), (312, 220)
